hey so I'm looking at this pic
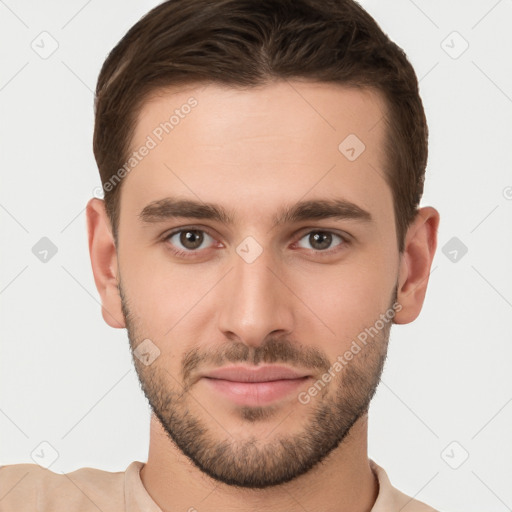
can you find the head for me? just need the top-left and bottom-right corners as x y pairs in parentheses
(87, 0), (439, 489)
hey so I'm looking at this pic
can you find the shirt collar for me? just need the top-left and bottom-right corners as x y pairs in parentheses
(125, 459), (401, 512)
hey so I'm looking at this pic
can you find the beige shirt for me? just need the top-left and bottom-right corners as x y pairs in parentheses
(0, 459), (438, 511)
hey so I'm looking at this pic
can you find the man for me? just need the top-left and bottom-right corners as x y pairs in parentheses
(0, 0), (441, 510)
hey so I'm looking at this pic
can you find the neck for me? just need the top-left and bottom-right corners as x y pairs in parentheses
(140, 413), (379, 512)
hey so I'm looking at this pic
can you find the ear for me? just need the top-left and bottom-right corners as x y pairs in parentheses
(86, 198), (126, 329)
(394, 206), (440, 324)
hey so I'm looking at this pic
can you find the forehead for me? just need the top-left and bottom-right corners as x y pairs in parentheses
(121, 80), (393, 231)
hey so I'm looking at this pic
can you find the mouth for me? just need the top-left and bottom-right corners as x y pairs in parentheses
(200, 365), (312, 406)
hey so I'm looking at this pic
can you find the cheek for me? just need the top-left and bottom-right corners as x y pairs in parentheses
(294, 258), (395, 339)
(120, 230), (397, 347)
(121, 244), (222, 335)
(119, 242), (176, 328)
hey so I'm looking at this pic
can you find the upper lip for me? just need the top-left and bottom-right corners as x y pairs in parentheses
(202, 365), (311, 383)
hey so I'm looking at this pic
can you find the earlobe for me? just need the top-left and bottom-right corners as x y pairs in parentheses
(86, 198), (126, 329)
(394, 206), (440, 325)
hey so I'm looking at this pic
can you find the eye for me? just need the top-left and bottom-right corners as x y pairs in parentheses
(162, 227), (349, 259)
(295, 230), (348, 253)
(165, 228), (216, 255)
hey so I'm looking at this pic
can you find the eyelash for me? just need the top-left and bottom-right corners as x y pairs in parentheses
(162, 226), (351, 259)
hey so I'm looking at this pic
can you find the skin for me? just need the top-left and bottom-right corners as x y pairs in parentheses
(86, 80), (439, 512)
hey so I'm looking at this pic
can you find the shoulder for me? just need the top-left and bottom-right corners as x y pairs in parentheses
(0, 462), (126, 512)
(370, 460), (440, 512)
(389, 486), (440, 512)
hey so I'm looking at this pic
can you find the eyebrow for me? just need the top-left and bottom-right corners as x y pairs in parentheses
(138, 196), (373, 227)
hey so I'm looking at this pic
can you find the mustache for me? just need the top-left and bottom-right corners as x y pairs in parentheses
(181, 336), (331, 384)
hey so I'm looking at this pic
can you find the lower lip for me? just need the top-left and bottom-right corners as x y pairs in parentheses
(202, 377), (310, 406)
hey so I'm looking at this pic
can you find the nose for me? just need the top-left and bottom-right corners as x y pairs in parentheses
(217, 244), (295, 348)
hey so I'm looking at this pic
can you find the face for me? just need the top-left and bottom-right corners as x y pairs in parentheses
(115, 81), (400, 488)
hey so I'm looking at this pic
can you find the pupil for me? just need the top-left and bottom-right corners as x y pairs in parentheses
(181, 230), (203, 249)
(311, 232), (331, 250)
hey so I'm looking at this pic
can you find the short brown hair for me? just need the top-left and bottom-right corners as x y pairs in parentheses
(93, 0), (427, 253)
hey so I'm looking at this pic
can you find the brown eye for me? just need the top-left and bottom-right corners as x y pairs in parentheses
(166, 229), (214, 252)
(180, 230), (204, 250)
(310, 232), (332, 250)
(296, 231), (345, 252)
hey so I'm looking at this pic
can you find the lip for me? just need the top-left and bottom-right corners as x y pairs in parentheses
(202, 365), (311, 382)
(200, 365), (312, 407)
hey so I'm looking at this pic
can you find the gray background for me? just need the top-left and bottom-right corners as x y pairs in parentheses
(1, 1), (511, 511)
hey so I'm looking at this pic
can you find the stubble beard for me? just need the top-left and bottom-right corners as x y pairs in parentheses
(120, 281), (393, 488)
